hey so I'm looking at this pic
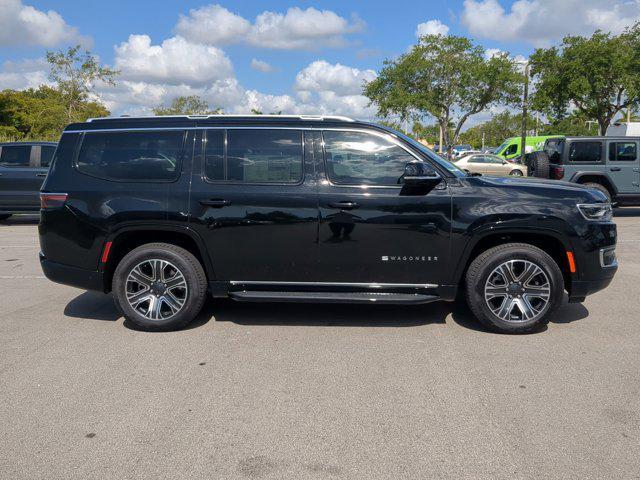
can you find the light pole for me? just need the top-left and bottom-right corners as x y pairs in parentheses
(519, 60), (530, 163)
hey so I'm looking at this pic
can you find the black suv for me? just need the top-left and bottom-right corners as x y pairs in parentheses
(0, 141), (57, 220)
(39, 115), (617, 333)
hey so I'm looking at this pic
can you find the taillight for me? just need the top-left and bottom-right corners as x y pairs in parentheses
(40, 193), (68, 209)
(552, 166), (564, 179)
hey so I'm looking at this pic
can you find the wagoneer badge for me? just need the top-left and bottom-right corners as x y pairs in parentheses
(382, 256), (438, 262)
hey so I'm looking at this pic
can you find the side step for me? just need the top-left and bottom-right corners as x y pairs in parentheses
(228, 290), (439, 305)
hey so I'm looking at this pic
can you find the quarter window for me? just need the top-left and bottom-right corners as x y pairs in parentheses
(204, 129), (303, 183)
(569, 141), (602, 163)
(76, 130), (184, 181)
(40, 146), (56, 167)
(322, 131), (415, 186)
(608, 142), (637, 162)
(0, 145), (31, 167)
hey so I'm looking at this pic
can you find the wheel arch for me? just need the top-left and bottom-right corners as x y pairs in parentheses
(569, 171), (617, 196)
(453, 228), (573, 292)
(101, 225), (214, 292)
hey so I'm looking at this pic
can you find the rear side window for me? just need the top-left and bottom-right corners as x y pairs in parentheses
(40, 146), (56, 167)
(323, 130), (415, 186)
(76, 130), (184, 181)
(0, 145), (31, 167)
(204, 129), (303, 183)
(468, 156), (485, 163)
(545, 139), (563, 162)
(569, 141), (602, 163)
(608, 142), (637, 162)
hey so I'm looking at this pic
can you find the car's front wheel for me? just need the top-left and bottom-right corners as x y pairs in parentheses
(465, 243), (564, 333)
(509, 169), (524, 176)
(112, 243), (207, 331)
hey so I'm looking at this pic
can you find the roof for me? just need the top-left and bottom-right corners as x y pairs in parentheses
(563, 136), (640, 140)
(87, 114), (355, 123)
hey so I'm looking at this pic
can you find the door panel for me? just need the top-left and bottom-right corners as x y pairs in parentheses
(316, 130), (451, 285)
(606, 140), (639, 194)
(189, 129), (319, 282)
(0, 145), (41, 210)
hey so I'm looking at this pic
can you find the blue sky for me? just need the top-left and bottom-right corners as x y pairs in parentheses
(1, 0), (638, 120)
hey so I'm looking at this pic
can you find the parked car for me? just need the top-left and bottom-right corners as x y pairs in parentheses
(0, 141), (57, 220)
(39, 115), (617, 334)
(527, 136), (640, 206)
(456, 153), (527, 177)
(495, 136), (563, 160)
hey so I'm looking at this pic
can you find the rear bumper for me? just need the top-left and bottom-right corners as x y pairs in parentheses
(39, 252), (104, 291)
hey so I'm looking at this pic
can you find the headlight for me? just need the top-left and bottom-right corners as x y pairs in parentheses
(577, 203), (613, 221)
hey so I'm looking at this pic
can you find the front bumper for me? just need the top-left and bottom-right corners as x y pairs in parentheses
(39, 252), (104, 291)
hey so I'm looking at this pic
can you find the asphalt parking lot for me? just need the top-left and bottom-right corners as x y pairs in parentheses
(1, 214), (639, 479)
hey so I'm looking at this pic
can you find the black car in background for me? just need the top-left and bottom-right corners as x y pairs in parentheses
(0, 141), (57, 220)
(39, 115), (617, 333)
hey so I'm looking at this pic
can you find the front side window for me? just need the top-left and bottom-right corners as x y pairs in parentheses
(485, 156), (504, 164)
(76, 130), (184, 181)
(204, 129), (303, 183)
(0, 145), (31, 167)
(608, 142), (637, 162)
(323, 131), (415, 186)
(569, 141), (602, 163)
(504, 144), (518, 156)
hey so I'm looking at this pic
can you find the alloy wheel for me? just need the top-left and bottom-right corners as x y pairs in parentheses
(484, 259), (551, 322)
(125, 259), (188, 320)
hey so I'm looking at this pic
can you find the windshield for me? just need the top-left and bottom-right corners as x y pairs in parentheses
(379, 126), (467, 177)
(495, 139), (510, 155)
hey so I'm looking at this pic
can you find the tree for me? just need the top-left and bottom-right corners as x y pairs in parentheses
(458, 111), (537, 148)
(364, 34), (522, 156)
(530, 24), (640, 135)
(46, 45), (118, 124)
(0, 86), (108, 141)
(153, 95), (222, 115)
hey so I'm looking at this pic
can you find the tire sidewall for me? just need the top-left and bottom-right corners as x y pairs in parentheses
(469, 247), (564, 333)
(113, 245), (205, 330)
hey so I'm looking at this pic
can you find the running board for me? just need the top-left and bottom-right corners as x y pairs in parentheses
(228, 290), (439, 304)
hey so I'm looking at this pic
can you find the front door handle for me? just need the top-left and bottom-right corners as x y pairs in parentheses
(36, 173), (47, 177)
(328, 201), (359, 210)
(200, 199), (231, 208)
(610, 167), (621, 172)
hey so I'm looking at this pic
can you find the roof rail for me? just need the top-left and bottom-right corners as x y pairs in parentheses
(87, 114), (355, 122)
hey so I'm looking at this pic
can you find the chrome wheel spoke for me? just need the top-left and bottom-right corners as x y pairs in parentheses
(484, 259), (551, 323)
(125, 258), (189, 321)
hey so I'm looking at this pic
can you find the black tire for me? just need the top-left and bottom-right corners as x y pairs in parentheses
(509, 169), (524, 176)
(582, 182), (612, 203)
(465, 243), (564, 334)
(0, 214), (12, 221)
(531, 151), (549, 178)
(112, 243), (207, 331)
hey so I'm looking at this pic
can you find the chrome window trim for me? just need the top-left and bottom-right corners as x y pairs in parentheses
(599, 246), (617, 268)
(229, 281), (438, 289)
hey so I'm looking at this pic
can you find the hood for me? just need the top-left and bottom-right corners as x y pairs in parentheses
(470, 175), (608, 203)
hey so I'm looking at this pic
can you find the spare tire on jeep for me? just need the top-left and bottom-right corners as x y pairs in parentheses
(528, 151), (549, 178)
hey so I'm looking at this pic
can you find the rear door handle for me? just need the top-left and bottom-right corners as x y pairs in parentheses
(610, 167), (621, 172)
(36, 173), (47, 177)
(200, 199), (231, 208)
(328, 201), (359, 210)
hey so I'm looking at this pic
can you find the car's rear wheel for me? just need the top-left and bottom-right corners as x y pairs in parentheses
(0, 214), (12, 221)
(582, 182), (612, 203)
(465, 243), (564, 334)
(112, 243), (207, 331)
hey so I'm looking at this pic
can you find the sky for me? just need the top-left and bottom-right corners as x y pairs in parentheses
(1, 0), (639, 122)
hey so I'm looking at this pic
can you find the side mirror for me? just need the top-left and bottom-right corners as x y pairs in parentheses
(402, 161), (441, 186)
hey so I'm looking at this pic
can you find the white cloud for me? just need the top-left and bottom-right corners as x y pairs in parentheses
(174, 4), (364, 50)
(0, 0), (87, 47)
(416, 19), (450, 37)
(250, 58), (274, 73)
(461, 0), (640, 46)
(295, 60), (377, 97)
(0, 58), (51, 90)
(113, 35), (234, 86)
(174, 4), (250, 45)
